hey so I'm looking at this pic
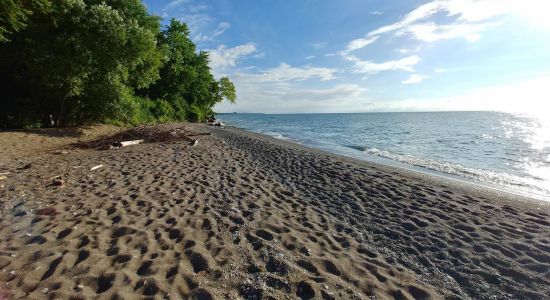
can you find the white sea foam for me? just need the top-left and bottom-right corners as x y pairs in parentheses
(363, 147), (550, 195)
(218, 112), (550, 199)
(264, 131), (292, 141)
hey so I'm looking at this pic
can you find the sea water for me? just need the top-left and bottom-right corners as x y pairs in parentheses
(217, 112), (550, 200)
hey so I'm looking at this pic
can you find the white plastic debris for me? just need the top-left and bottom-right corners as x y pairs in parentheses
(90, 164), (103, 171)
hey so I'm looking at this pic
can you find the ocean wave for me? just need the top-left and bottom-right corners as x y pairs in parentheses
(263, 131), (292, 141)
(354, 146), (550, 196)
(345, 145), (368, 152)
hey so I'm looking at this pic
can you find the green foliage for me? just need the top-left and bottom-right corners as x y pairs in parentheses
(219, 77), (237, 104)
(0, 0), (50, 42)
(0, 1), (236, 128)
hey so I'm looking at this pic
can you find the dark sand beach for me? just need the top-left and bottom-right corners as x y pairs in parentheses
(1, 124), (549, 299)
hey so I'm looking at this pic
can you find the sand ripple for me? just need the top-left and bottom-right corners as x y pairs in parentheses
(0, 124), (548, 299)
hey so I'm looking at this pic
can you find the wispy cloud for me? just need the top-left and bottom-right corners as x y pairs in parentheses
(162, 1), (231, 43)
(309, 42), (327, 49)
(305, 55), (315, 60)
(402, 74), (428, 84)
(402, 22), (497, 42)
(336, 0), (516, 80)
(370, 11), (384, 15)
(208, 43), (257, 71)
(368, 75), (550, 115)
(216, 82), (367, 113)
(237, 63), (337, 82)
(212, 22), (231, 37)
(352, 55), (421, 75)
(340, 36), (379, 57)
(163, 0), (187, 12)
(367, 0), (510, 42)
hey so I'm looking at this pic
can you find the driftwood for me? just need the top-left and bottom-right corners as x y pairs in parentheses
(72, 125), (208, 150)
(111, 139), (144, 148)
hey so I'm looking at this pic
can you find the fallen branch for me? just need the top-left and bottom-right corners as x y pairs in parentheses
(111, 139), (144, 148)
(71, 125), (210, 150)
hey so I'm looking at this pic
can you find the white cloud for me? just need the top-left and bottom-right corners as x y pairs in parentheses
(310, 42), (327, 49)
(402, 74), (428, 84)
(403, 22), (496, 42)
(336, 0), (524, 81)
(341, 36), (379, 57)
(434, 68), (448, 73)
(365, 0), (518, 43)
(213, 22), (231, 37)
(369, 75), (550, 115)
(215, 82), (367, 113)
(208, 43), (257, 71)
(237, 63), (337, 82)
(163, 0), (187, 12)
(371, 11), (384, 15)
(305, 55), (315, 60)
(352, 55), (421, 75)
(162, 1), (232, 43)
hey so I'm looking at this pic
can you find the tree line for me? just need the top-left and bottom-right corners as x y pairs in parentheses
(0, 0), (236, 128)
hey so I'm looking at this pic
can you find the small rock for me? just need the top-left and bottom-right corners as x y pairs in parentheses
(51, 179), (64, 187)
(41, 288), (49, 294)
(53, 149), (70, 155)
(0, 176), (6, 181)
(299, 247), (311, 256)
(36, 207), (57, 216)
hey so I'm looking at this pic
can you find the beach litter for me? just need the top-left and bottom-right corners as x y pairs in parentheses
(208, 120), (224, 127)
(112, 139), (144, 148)
(53, 150), (70, 155)
(90, 164), (103, 171)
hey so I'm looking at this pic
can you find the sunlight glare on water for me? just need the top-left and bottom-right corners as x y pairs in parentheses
(218, 112), (550, 199)
(519, 113), (550, 193)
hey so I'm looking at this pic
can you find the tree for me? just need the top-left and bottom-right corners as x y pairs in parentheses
(140, 19), (237, 122)
(0, 0), (50, 42)
(0, 2), (236, 128)
(219, 77), (236, 104)
(0, 0), (164, 127)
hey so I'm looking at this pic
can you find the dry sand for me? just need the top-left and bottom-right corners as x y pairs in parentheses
(0, 125), (120, 161)
(0, 124), (549, 299)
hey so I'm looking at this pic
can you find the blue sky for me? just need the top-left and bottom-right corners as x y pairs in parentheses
(144, 0), (550, 114)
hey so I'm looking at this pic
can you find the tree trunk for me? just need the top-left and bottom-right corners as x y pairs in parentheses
(56, 93), (69, 127)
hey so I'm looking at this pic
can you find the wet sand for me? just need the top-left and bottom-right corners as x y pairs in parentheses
(0, 124), (549, 299)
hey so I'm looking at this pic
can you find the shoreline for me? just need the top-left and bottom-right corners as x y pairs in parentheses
(0, 123), (549, 299)
(220, 125), (550, 208)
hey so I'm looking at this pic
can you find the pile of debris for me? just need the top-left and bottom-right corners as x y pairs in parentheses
(72, 125), (210, 150)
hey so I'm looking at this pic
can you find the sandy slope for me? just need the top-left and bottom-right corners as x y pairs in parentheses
(0, 125), (120, 161)
(0, 124), (549, 299)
